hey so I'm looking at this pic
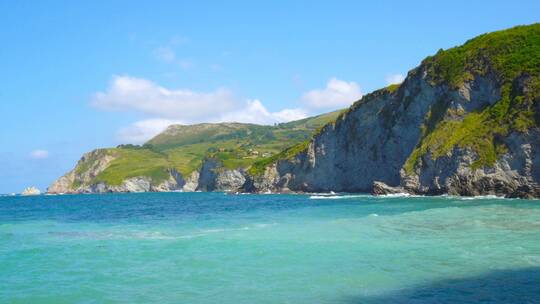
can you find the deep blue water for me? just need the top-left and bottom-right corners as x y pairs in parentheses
(1, 192), (539, 303)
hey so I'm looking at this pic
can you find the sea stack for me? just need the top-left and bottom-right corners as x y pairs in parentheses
(21, 187), (41, 196)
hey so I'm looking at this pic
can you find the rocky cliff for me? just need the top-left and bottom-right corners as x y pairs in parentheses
(48, 151), (248, 194)
(48, 149), (185, 193)
(244, 24), (540, 198)
(196, 158), (246, 192)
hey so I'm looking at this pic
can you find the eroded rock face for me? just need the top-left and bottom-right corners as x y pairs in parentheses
(371, 181), (405, 196)
(197, 158), (246, 192)
(182, 171), (200, 192)
(47, 149), (185, 194)
(243, 165), (282, 193)
(47, 149), (115, 194)
(64, 170), (185, 194)
(47, 175), (74, 194)
(402, 130), (540, 198)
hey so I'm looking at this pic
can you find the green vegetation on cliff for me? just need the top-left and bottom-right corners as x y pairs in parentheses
(247, 140), (311, 176)
(405, 23), (540, 173)
(424, 24), (540, 88)
(94, 149), (171, 186)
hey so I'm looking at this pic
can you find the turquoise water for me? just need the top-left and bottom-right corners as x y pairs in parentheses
(1, 193), (540, 303)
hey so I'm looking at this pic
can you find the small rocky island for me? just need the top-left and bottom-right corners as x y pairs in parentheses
(21, 187), (41, 196)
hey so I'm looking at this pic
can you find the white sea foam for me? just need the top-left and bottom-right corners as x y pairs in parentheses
(0, 193), (18, 197)
(377, 193), (428, 198)
(253, 223), (276, 228)
(48, 230), (191, 240)
(309, 195), (368, 200)
(54, 223), (281, 241)
(309, 195), (340, 199)
(459, 195), (507, 200)
(199, 223), (276, 234)
(200, 228), (227, 233)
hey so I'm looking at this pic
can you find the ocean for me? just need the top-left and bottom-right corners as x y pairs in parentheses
(1, 192), (539, 303)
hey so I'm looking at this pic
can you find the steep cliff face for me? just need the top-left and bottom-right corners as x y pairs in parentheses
(196, 158), (246, 192)
(402, 129), (540, 198)
(246, 70), (439, 193)
(246, 24), (540, 198)
(48, 149), (115, 193)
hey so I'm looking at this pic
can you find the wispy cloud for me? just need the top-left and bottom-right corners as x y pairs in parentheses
(91, 76), (237, 122)
(301, 78), (362, 109)
(92, 76), (308, 143)
(168, 35), (189, 46)
(30, 149), (49, 159)
(153, 36), (192, 70)
(210, 64), (222, 72)
(153, 46), (176, 63)
(117, 119), (183, 143)
(218, 100), (307, 125)
(177, 59), (193, 70)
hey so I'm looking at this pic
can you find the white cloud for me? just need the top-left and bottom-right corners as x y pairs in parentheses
(271, 108), (308, 122)
(385, 73), (405, 85)
(301, 78), (362, 109)
(117, 100), (308, 144)
(153, 46), (192, 69)
(218, 100), (307, 125)
(92, 75), (363, 144)
(117, 119), (183, 144)
(177, 59), (193, 70)
(91, 76), (237, 122)
(154, 46), (176, 63)
(30, 150), (49, 159)
(210, 64), (222, 72)
(169, 35), (189, 46)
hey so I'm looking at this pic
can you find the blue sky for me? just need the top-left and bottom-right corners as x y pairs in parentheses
(1, 0), (539, 193)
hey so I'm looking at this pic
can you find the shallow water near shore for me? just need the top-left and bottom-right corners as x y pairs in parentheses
(1, 192), (540, 303)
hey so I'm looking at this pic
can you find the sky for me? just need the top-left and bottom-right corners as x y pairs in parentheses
(0, 0), (539, 193)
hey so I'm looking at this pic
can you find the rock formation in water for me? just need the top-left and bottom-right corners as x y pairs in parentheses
(21, 186), (41, 196)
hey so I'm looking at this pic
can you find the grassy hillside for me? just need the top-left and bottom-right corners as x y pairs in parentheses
(78, 110), (343, 186)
